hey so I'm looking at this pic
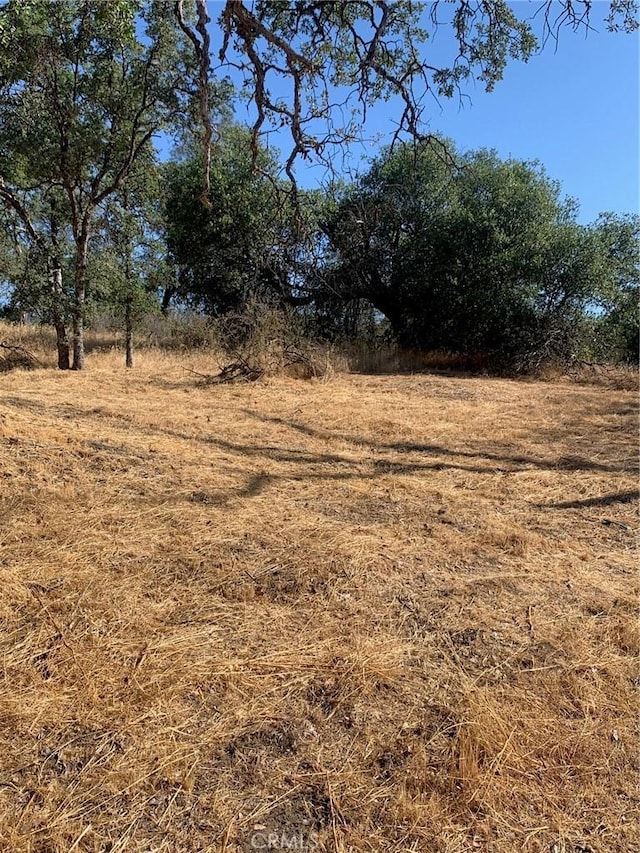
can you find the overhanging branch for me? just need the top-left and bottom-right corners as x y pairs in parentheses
(175, 0), (214, 208)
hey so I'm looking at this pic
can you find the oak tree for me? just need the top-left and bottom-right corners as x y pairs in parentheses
(1, 1), (637, 368)
(0, 0), (193, 368)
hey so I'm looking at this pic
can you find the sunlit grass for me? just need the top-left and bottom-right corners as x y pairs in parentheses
(0, 329), (637, 852)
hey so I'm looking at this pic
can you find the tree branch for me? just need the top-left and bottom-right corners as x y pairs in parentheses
(175, 0), (214, 207)
(0, 180), (46, 251)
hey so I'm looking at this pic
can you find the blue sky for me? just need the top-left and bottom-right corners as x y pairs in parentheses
(408, 3), (639, 225)
(205, 1), (638, 225)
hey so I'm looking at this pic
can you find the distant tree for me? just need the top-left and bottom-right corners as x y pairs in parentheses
(90, 158), (164, 368)
(587, 213), (640, 364)
(0, 188), (74, 367)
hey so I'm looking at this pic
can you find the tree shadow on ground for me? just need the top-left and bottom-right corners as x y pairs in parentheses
(538, 491), (639, 509)
(2, 396), (636, 509)
(240, 410), (636, 475)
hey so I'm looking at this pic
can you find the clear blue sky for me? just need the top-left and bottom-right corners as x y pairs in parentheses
(205, 1), (639, 225)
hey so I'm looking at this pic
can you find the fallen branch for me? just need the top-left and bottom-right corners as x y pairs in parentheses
(0, 341), (41, 372)
(186, 359), (264, 385)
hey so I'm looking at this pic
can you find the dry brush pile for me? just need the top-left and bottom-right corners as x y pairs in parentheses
(0, 348), (637, 852)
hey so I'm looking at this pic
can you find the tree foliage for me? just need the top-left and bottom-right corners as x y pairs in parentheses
(90, 155), (166, 366)
(0, 0), (193, 367)
(0, 1), (637, 371)
(320, 142), (638, 370)
(214, 1), (638, 178)
(586, 213), (640, 364)
(164, 126), (314, 316)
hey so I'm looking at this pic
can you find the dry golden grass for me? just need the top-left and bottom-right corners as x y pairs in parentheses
(0, 336), (638, 852)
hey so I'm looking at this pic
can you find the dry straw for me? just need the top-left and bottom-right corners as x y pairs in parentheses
(0, 326), (637, 852)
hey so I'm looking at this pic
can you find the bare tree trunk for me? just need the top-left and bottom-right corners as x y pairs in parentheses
(72, 231), (89, 370)
(123, 226), (134, 368)
(50, 260), (70, 370)
(56, 322), (71, 370)
(161, 286), (174, 315)
(125, 298), (133, 368)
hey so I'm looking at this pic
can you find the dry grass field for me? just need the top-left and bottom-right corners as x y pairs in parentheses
(0, 336), (638, 852)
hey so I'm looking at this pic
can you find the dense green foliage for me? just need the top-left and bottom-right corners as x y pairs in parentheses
(587, 213), (640, 364)
(163, 129), (300, 316)
(320, 143), (638, 369)
(0, 1), (637, 372)
(0, 0), (193, 367)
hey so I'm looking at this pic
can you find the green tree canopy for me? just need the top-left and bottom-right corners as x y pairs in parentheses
(321, 142), (635, 369)
(0, 0), (197, 367)
(0, 1), (637, 370)
(164, 126), (315, 316)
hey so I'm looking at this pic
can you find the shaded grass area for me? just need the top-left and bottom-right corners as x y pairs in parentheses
(0, 349), (638, 852)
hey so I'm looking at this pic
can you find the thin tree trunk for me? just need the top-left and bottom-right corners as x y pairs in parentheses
(123, 223), (134, 368)
(161, 286), (174, 315)
(72, 232), (89, 370)
(50, 260), (70, 370)
(125, 298), (133, 368)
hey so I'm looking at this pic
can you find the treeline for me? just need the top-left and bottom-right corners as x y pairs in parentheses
(3, 125), (637, 373)
(0, 3), (637, 374)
